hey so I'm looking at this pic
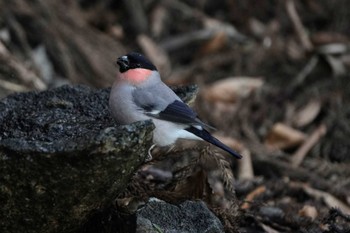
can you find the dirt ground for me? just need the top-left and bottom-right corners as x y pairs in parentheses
(1, 0), (350, 232)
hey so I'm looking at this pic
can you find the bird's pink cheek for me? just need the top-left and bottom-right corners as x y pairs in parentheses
(121, 69), (151, 84)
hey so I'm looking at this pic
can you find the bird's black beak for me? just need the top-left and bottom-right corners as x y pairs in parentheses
(116, 56), (129, 73)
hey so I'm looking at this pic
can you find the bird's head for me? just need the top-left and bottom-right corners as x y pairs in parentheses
(116, 52), (158, 85)
(117, 52), (157, 73)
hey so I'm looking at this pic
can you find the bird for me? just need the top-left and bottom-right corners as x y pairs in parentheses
(109, 52), (242, 159)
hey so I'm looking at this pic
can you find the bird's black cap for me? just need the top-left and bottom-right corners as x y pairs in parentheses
(116, 52), (157, 73)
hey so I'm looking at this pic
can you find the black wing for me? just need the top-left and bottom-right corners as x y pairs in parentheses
(147, 100), (201, 125)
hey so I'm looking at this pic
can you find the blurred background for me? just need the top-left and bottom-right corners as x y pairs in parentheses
(1, 0), (349, 94)
(1, 0), (350, 160)
(1, 0), (350, 231)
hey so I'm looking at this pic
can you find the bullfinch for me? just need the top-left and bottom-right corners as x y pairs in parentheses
(109, 52), (242, 159)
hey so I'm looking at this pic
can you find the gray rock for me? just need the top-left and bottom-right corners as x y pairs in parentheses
(137, 198), (225, 233)
(0, 85), (154, 233)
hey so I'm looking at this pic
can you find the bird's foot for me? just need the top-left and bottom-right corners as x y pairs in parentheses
(146, 144), (156, 161)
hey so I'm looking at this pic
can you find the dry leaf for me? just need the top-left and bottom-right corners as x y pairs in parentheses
(237, 148), (254, 180)
(260, 223), (280, 233)
(248, 18), (267, 38)
(311, 32), (348, 46)
(198, 30), (228, 55)
(317, 43), (347, 55)
(107, 25), (124, 40)
(204, 77), (264, 103)
(265, 123), (306, 150)
(241, 185), (266, 209)
(324, 54), (347, 76)
(292, 100), (321, 127)
(0, 40), (10, 56)
(0, 79), (28, 92)
(298, 205), (318, 220)
(287, 38), (306, 60)
(203, 17), (247, 42)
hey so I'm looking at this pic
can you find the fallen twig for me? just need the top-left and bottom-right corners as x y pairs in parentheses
(291, 124), (327, 167)
(291, 182), (350, 215)
(285, 0), (313, 51)
(291, 55), (319, 89)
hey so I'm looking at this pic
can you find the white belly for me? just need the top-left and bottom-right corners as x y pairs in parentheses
(152, 119), (202, 146)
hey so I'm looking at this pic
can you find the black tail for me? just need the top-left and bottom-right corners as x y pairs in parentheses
(186, 126), (242, 159)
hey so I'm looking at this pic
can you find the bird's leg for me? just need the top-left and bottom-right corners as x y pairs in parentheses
(146, 144), (156, 161)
